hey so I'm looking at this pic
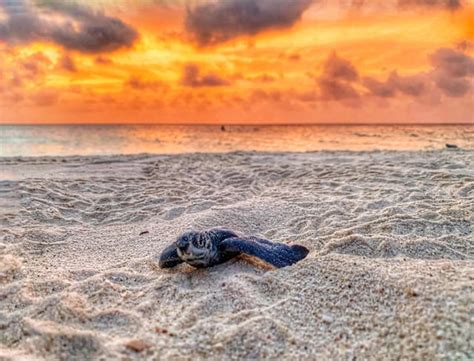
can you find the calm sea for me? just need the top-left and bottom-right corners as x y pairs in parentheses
(0, 125), (472, 157)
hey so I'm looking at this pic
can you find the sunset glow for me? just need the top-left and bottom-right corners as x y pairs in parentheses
(1, 0), (473, 124)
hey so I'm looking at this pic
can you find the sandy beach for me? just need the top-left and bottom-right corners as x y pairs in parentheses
(0, 150), (472, 360)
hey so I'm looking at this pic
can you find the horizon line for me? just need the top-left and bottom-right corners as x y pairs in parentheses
(1, 123), (473, 127)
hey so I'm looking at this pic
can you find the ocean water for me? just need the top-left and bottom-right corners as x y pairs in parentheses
(0, 124), (472, 157)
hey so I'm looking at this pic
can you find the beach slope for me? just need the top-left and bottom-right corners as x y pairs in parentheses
(1, 151), (473, 360)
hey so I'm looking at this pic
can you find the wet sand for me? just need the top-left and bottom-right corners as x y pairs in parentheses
(0, 150), (473, 360)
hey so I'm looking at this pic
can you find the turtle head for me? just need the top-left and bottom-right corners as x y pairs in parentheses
(176, 230), (214, 267)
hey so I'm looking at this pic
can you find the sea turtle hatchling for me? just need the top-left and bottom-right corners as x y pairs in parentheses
(159, 228), (309, 269)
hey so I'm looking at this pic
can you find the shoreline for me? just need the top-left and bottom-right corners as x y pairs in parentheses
(1, 125), (473, 158)
(0, 147), (472, 161)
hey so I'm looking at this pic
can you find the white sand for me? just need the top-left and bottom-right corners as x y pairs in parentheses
(0, 151), (473, 360)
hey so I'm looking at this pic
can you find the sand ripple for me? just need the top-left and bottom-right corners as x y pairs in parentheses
(0, 150), (472, 360)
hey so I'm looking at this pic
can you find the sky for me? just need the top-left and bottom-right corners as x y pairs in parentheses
(0, 0), (473, 124)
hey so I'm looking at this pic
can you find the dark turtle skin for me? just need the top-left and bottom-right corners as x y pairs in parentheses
(159, 228), (309, 269)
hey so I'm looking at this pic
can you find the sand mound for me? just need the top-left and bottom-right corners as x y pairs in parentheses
(0, 150), (472, 360)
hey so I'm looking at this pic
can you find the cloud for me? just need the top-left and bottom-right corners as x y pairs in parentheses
(430, 48), (474, 78)
(185, 0), (312, 46)
(456, 40), (474, 52)
(233, 72), (278, 83)
(362, 75), (397, 97)
(31, 89), (60, 106)
(251, 89), (283, 102)
(257, 74), (276, 83)
(317, 53), (360, 100)
(430, 48), (474, 97)
(288, 53), (301, 62)
(4, 51), (52, 89)
(318, 78), (360, 100)
(126, 76), (164, 90)
(434, 76), (470, 97)
(363, 71), (426, 97)
(94, 56), (113, 65)
(342, 0), (463, 11)
(181, 64), (229, 87)
(58, 55), (77, 72)
(397, 0), (462, 10)
(322, 52), (359, 81)
(316, 52), (438, 103)
(312, 48), (472, 104)
(394, 72), (427, 96)
(20, 52), (52, 80)
(0, 0), (138, 53)
(363, 48), (473, 99)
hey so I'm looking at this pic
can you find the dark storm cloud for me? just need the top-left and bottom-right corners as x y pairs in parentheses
(0, 0), (138, 53)
(181, 64), (229, 87)
(317, 53), (360, 100)
(430, 48), (474, 97)
(185, 0), (312, 46)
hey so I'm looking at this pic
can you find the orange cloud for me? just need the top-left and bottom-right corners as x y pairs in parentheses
(0, 0), (473, 124)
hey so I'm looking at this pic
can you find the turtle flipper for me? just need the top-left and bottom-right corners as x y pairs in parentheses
(220, 237), (309, 268)
(159, 243), (183, 268)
